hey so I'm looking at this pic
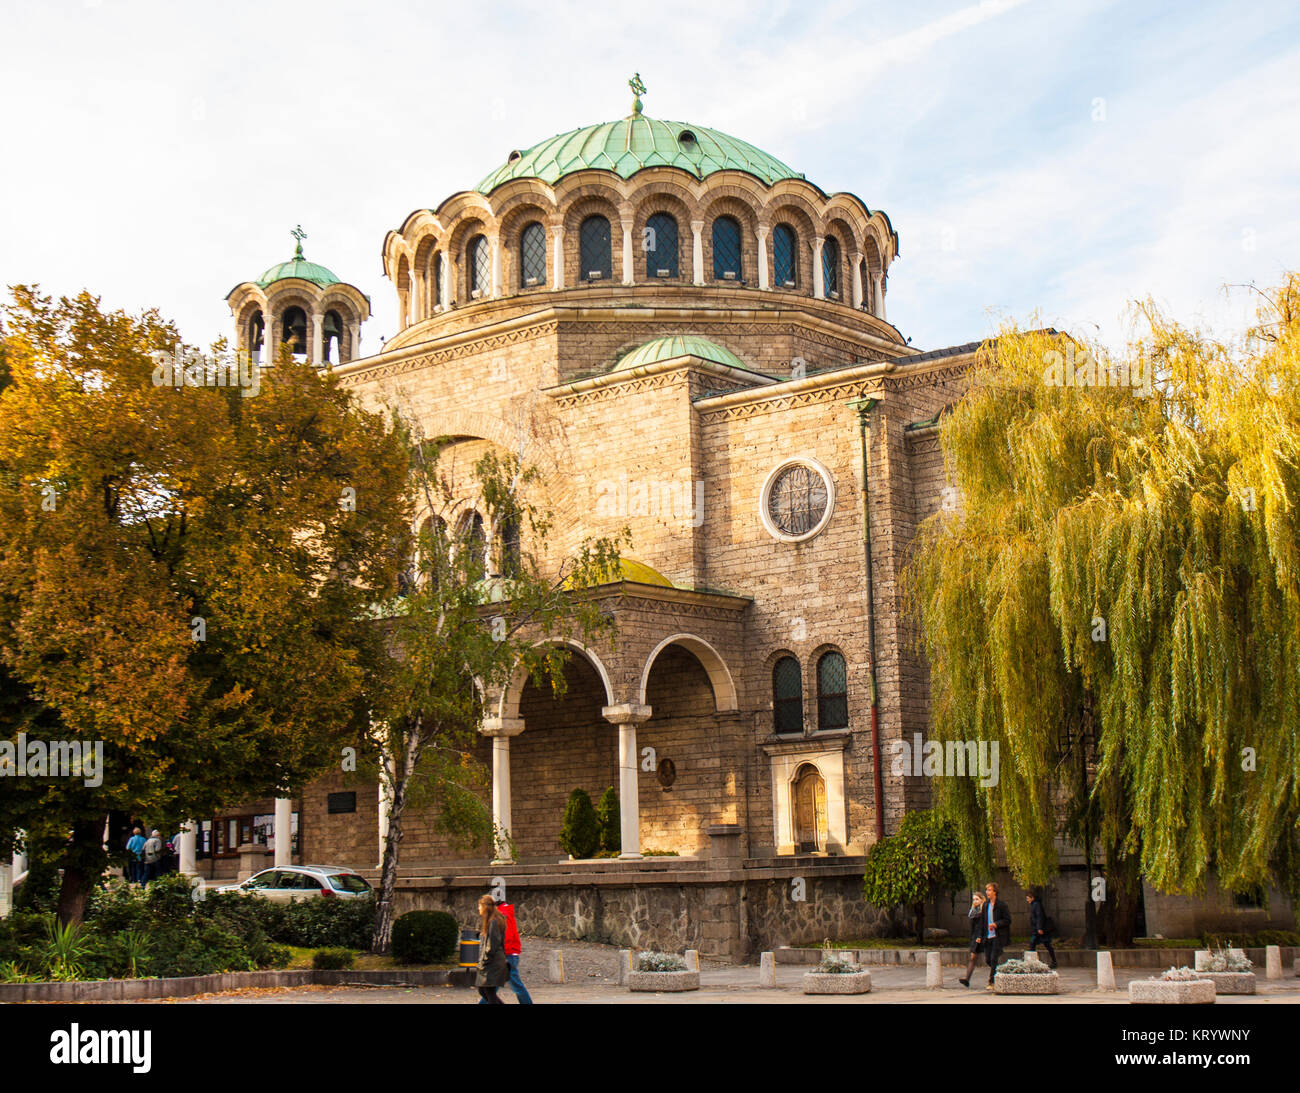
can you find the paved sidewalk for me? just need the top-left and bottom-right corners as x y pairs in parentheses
(135, 939), (1300, 1004)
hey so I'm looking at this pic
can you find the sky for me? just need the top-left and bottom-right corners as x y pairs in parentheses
(2, 0), (1298, 357)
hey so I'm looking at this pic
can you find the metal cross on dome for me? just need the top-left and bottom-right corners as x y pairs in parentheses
(629, 72), (646, 115)
(291, 224), (307, 258)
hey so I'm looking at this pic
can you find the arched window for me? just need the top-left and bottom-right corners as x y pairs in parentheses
(712, 216), (742, 280)
(579, 215), (612, 281)
(773, 223), (797, 287)
(520, 222), (546, 287)
(322, 310), (343, 366)
(773, 655), (803, 735)
(494, 515), (521, 576)
(247, 311), (264, 360)
(860, 260), (871, 311)
(468, 235), (491, 298)
(456, 510), (487, 576)
(816, 651), (848, 730)
(822, 237), (840, 299)
(416, 515), (447, 589)
(644, 212), (678, 278)
(280, 306), (307, 356)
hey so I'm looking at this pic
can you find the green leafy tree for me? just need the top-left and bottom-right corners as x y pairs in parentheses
(596, 785), (620, 854)
(364, 411), (626, 954)
(861, 809), (963, 942)
(905, 277), (1300, 944)
(560, 788), (601, 860)
(0, 286), (411, 923)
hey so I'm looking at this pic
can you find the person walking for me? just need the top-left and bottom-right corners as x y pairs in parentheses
(494, 898), (534, 1004)
(983, 881), (1011, 991)
(125, 827), (146, 885)
(142, 830), (164, 884)
(475, 894), (509, 1005)
(958, 891), (985, 987)
(1026, 888), (1058, 968)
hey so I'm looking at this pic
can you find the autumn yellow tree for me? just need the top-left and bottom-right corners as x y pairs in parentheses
(0, 287), (412, 922)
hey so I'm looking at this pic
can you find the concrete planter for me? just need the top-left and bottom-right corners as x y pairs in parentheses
(802, 970), (872, 995)
(1129, 978), (1216, 1005)
(1201, 972), (1256, 995)
(993, 971), (1060, 995)
(628, 970), (699, 992)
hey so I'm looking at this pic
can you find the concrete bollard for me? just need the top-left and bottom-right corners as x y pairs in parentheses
(684, 949), (700, 972)
(617, 949), (632, 985)
(1293, 957), (1299, 979)
(760, 951), (777, 988)
(1024, 950), (1042, 964)
(1266, 945), (1282, 980)
(1097, 951), (1116, 991)
(926, 951), (943, 989)
(547, 950), (564, 984)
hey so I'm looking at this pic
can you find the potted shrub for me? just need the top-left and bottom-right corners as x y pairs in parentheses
(1129, 965), (1216, 1005)
(803, 956), (872, 995)
(1194, 947), (1256, 995)
(993, 957), (1060, 995)
(628, 951), (699, 993)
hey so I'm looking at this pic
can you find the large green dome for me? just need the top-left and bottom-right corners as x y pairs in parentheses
(476, 114), (802, 194)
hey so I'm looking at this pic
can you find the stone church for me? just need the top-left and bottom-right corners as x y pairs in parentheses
(204, 82), (1292, 957)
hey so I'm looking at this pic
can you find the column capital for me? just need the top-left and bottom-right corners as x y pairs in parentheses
(755, 223), (771, 238)
(481, 716), (526, 737)
(690, 219), (705, 233)
(602, 703), (652, 725)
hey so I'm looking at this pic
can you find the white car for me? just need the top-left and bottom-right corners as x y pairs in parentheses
(216, 865), (372, 903)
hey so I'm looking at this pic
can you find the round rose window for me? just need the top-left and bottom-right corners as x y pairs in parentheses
(760, 458), (835, 542)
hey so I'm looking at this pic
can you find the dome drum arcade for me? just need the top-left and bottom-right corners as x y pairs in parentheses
(380, 77), (899, 341)
(226, 226), (370, 367)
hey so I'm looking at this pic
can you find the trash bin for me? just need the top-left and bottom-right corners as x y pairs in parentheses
(459, 926), (481, 968)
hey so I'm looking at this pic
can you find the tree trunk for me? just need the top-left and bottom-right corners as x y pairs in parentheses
(1097, 840), (1143, 947)
(913, 901), (926, 944)
(372, 728), (418, 955)
(57, 818), (107, 926)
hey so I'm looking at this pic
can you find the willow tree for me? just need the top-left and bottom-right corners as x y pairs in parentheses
(905, 276), (1300, 944)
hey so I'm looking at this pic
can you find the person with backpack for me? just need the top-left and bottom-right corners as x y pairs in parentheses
(495, 897), (534, 1004)
(474, 894), (509, 1004)
(142, 830), (164, 884)
(1026, 887), (1059, 968)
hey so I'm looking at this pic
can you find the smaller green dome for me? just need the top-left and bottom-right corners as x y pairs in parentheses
(256, 255), (340, 289)
(613, 335), (747, 373)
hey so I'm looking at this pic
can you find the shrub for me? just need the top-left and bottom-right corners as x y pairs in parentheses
(148, 921), (256, 977)
(143, 873), (199, 922)
(996, 958), (1052, 975)
(1204, 946), (1253, 972)
(816, 958), (856, 973)
(559, 788), (600, 859)
(636, 951), (686, 972)
(85, 880), (149, 934)
(391, 910), (459, 964)
(1160, 965), (1205, 981)
(312, 947), (355, 970)
(596, 786), (620, 855)
(281, 895), (375, 950)
(199, 892), (290, 943)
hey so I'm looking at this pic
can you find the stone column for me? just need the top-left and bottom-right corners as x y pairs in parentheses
(273, 797), (292, 867)
(812, 236), (825, 299)
(691, 221), (705, 285)
(441, 252), (452, 308)
(875, 274), (885, 319)
(481, 717), (525, 863)
(602, 703), (652, 859)
(490, 235), (502, 298)
(264, 313), (278, 363)
(756, 225), (770, 289)
(178, 821), (197, 875)
(349, 323), (361, 363)
(621, 220), (634, 285)
(311, 311), (324, 366)
(851, 253), (864, 309)
(551, 224), (565, 290)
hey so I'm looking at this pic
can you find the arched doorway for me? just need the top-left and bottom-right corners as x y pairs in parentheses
(792, 763), (827, 853)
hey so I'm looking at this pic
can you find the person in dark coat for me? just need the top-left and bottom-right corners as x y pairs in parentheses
(982, 882), (1012, 990)
(475, 894), (509, 1004)
(958, 891), (985, 987)
(1026, 888), (1058, 968)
